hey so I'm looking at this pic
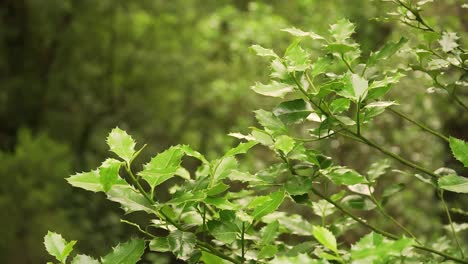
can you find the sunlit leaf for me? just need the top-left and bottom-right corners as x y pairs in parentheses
(438, 175), (468, 193)
(449, 137), (468, 167)
(101, 238), (145, 264)
(139, 146), (184, 189)
(107, 127), (136, 163)
(44, 231), (77, 263)
(312, 226), (338, 253)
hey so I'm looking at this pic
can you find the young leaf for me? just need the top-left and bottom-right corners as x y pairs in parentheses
(329, 98), (351, 114)
(258, 245), (278, 259)
(449, 137), (468, 167)
(212, 156), (238, 182)
(273, 99), (312, 124)
(338, 73), (368, 102)
(149, 237), (171, 252)
(438, 32), (459, 53)
(311, 56), (333, 78)
(351, 232), (413, 262)
(67, 170), (104, 192)
(342, 195), (376, 211)
(106, 185), (155, 214)
(312, 226), (338, 253)
(251, 44), (278, 58)
(329, 19), (355, 43)
(254, 109), (288, 135)
(71, 255), (100, 264)
(167, 230), (197, 261)
(99, 158), (122, 192)
(281, 27), (324, 40)
(251, 81), (293, 98)
(200, 251), (229, 264)
(252, 190), (285, 220)
(224, 141), (257, 157)
(438, 175), (468, 193)
(44, 231), (77, 264)
(284, 39), (310, 71)
(101, 238), (146, 264)
(207, 220), (239, 244)
(107, 127), (136, 163)
(274, 135), (296, 155)
(259, 221), (279, 246)
(367, 160), (390, 181)
(367, 37), (408, 66)
(138, 146), (184, 190)
(324, 167), (368, 185)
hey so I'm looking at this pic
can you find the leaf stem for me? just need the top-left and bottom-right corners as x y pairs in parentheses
(368, 194), (421, 244)
(125, 164), (240, 264)
(241, 222), (246, 263)
(388, 108), (449, 142)
(439, 190), (465, 258)
(341, 53), (354, 73)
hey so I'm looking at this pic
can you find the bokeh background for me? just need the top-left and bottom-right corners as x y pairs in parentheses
(0, 0), (466, 263)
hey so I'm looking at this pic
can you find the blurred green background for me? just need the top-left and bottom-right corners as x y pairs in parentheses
(0, 0), (466, 263)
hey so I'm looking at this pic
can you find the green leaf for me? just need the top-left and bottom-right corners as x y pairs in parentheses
(200, 251), (229, 264)
(167, 230), (197, 261)
(251, 190), (285, 220)
(284, 39), (310, 71)
(254, 109), (288, 136)
(351, 232), (413, 262)
(368, 37), (408, 66)
(179, 145), (208, 164)
(205, 197), (240, 210)
(251, 81), (293, 98)
(350, 74), (368, 101)
(149, 237), (171, 252)
(44, 231), (77, 263)
(381, 183), (405, 198)
(312, 200), (335, 217)
(274, 135), (296, 155)
(71, 255), (100, 264)
(67, 170), (105, 192)
(367, 160), (390, 181)
(107, 127), (136, 163)
(273, 99), (312, 124)
(107, 185), (155, 214)
(258, 244), (278, 259)
(326, 43), (357, 54)
(224, 141), (257, 157)
(206, 182), (230, 196)
(101, 238), (145, 264)
(212, 156), (238, 182)
(324, 167), (368, 185)
(168, 192), (206, 205)
(311, 56), (333, 78)
(338, 73), (368, 102)
(259, 221), (279, 246)
(438, 175), (468, 193)
(251, 44), (278, 58)
(286, 176), (313, 197)
(139, 146), (184, 189)
(342, 195), (376, 211)
(281, 27), (324, 40)
(207, 220), (239, 244)
(449, 137), (468, 167)
(99, 158), (122, 192)
(438, 32), (459, 53)
(329, 98), (351, 114)
(312, 226), (338, 253)
(329, 19), (355, 43)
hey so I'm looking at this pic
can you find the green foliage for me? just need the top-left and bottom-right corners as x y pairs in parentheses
(42, 2), (468, 264)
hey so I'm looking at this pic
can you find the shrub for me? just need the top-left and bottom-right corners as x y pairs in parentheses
(45, 1), (467, 263)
